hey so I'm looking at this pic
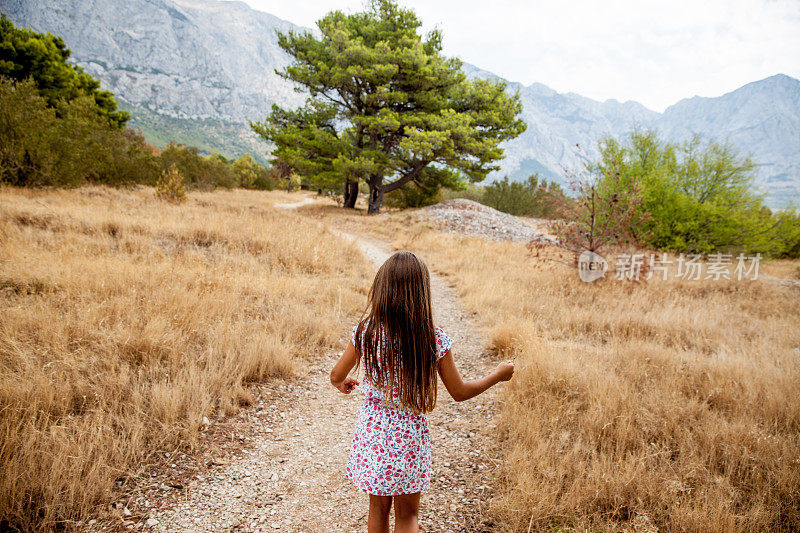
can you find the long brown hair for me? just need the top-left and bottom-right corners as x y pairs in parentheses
(354, 251), (437, 413)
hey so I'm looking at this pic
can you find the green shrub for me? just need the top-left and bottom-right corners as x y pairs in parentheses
(0, 77), (59, 186)
(384, 182), (443, 208)
(0, 77), (256, 193)
(155, 165), (187, 203)
(0, 77), (159, 188)
(232, 153), (258, 188)
(594, 129), (800, 256)
(772, 209), (800, 258)
(286, 173), (302, 192)
(232, 153), (277, 190)
(442, 183), (485, 203)
(483, 175), (564, 218)
(159, 144), (237, 190)
(251, 173), (276, 190)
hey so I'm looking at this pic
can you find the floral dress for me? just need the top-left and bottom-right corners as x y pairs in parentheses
(345, 324), (453, 496)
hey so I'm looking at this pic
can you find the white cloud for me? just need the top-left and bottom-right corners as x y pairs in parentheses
(235, 0), (800, 112)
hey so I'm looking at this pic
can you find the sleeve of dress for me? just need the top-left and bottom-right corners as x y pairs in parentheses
(351, 324), (358, 349)
(434, 327), (453, 360)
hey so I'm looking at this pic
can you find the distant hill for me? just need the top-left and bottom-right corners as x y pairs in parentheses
(3, 0), (798, 206)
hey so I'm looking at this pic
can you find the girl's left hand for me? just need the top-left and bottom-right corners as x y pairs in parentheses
(337, 376), (360, 394)
(494, 360), (515, 382)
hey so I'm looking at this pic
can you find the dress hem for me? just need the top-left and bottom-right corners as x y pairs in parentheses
(345, 472), (428, 496)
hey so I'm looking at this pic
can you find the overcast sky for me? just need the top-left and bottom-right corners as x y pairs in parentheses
(234, 0), (800, 112)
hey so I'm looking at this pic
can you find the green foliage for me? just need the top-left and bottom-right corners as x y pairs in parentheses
(159, 144), (237, 190)
(439, 176), (567, 217)
(385, 166), (468, 208)
(232, 153), (259, 188)
(251, 174), (276, 191)
(442, 183), (484, 203)
(594, 129), (800, 256)
(155, 165), (187, 202)
(252, 0), (526, 213)
(0, 14), (129, 127)
(0, 75), (57, 186)
(285, 173), (302, 192)
(232, 153), (277, 190)
(0, 77), (157, 187)
(771, 209), (800, 258)
(483, 175), (565, 218)
(0, 77), (264, 193)
(384, 174), (443, 208)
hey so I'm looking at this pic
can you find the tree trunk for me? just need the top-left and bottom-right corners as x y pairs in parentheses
(367, 177), (384, 214)
(343, 179), (358, 209)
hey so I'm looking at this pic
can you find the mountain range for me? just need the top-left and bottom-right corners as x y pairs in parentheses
(2, 0), (798, 207)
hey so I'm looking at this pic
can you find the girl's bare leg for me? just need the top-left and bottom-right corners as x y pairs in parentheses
(368, 494), (392, 533)
(393, 492), (421, 533)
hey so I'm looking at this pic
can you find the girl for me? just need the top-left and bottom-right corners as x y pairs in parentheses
(330, 251), (514, 533)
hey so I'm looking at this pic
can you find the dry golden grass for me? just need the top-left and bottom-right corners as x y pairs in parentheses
(257, 189), (310, 205)
(0, 186), (370, 531)
(762, 258), (800, 280)
(309, 198), (800, 531)
(399, 234), (800, 532)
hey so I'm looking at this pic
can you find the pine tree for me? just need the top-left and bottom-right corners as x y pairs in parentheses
(252, 0), (525, 213)
(0, 14), (129, 127)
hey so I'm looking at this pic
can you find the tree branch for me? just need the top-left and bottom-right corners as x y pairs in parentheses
(380, 160), (429, 194)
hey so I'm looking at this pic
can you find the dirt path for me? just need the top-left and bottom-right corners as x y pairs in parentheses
(273, 196), (315, 210)
(132, 230), (502, 532)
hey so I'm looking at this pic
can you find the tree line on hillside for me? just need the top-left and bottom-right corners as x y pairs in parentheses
(0, 14), (282, 192)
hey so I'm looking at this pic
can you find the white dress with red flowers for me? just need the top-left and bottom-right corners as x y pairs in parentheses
(345, 324), (453, 496)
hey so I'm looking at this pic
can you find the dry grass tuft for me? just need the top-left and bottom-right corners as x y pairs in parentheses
(0, 186), (370, 531)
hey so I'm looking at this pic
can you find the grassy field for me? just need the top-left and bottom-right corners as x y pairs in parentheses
(0, 187), (370, 530)
(2, 187), (798, 531)
(299, 197), (800, 532)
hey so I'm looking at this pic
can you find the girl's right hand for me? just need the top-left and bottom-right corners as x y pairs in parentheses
(337, 376), (360, 394)
(495, 360), (515, 382)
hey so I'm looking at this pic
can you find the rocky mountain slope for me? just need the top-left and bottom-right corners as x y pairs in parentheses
(1, 0), (306, 161)
(658, 74), (800, 204)
(468, 64), (800, 207)
(2, 0), (798, 206)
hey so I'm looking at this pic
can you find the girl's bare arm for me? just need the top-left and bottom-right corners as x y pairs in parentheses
(437, 350), (514, 402)
(331, 341), (360, 394)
